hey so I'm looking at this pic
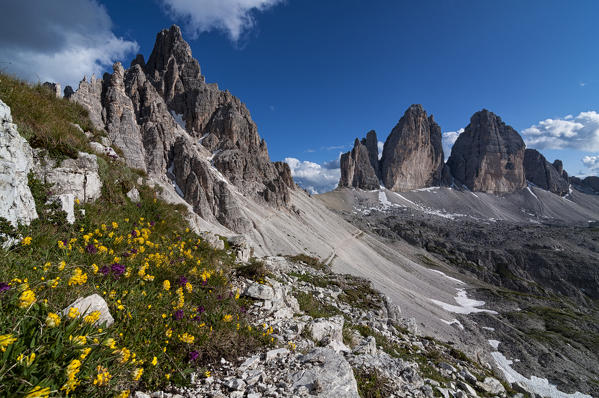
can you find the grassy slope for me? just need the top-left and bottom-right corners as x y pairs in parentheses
(0, 74), (270, 397)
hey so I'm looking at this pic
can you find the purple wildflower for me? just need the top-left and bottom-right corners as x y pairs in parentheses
(196, 306), (205, 314)
(0, 283), (10, 293)
(99, 265), (111, 275)
(188, 351), (199, 362)
(130, 248), (138, 254)
(136, 203), (141, 208)
(174, 309), (184, 320)
(85, 244), (97, 254)
(131, 230), (138, 237)
(111, 263), (125, 277)
(193, 315), (202, 323)
(178, 276), (188, 287)
(150, 221), (155, 227)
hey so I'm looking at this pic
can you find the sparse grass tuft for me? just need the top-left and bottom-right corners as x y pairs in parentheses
(295, 291), (342, 318)
(353, 368), (393, 398)
(285, 254), (329, 271)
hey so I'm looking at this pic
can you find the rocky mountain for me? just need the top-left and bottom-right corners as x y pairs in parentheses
(338, 137), (379, 190)
(446, 110), (526, 193)
(65, 25), (294, 233)
(380, 105), (445, 191)
(523, 149), (569, 195)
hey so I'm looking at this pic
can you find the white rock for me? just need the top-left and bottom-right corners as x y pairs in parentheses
(53, 193), (75, 223)
(244, 283), (276, 301)
(126, 187), (141, 203)
(229, 235), (251, 262)
(476, 377), (505, 395)
(0, 100), (38, 227)
(199, 231), (225, 250)
(265, 348), (289, 361)
(309, 315), (344, 345)
(134, 392), (151, 398)
(239, 355), (260, 371)
(353, 335), (377, 355)
(62, 294), (114, 327)
(90, 141), (119, 158)
(457, 381), (478, 396)
(292, 348), (359, 397)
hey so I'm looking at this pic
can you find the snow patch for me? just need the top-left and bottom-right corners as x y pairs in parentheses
(491, 351), (591, 398)
(429, 270), (465, 285)
(378, 190), (391, 207)
(430, 288), (498, 315)
(412, 186), (440, 192)
(488, 339), (500, 349)
(526, 186), (539, 201)
(441, 318), (464, 330)
(170, 110), (186, 129)
(482, 326), (495, 331)
(167, 161), (184, 198)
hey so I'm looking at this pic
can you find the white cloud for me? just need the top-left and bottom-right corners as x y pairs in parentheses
(377, 141), (384, 159)
(160, 0), (283, 42)
(285, 157), (340, 194)
(442, 128), (464, 159)
(522, 111), (599, 151)
(0, 0), (138, 89)
(582, 155), (599, 174)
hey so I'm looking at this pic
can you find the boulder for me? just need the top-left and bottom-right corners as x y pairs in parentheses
(380, 105), (445, 191)
(476, 377), (505, 395)
(199, 231), (225, 250)
(229, 235), (252, 262)
(447, 109), (526, 193)
(523, 149), (569, 195)
(0, 100), (38, 227)
(308, 315), (345, 347)
(62, 294), (114, 327)
(126, 188), (141, 203)
(291, 348), (360, 397)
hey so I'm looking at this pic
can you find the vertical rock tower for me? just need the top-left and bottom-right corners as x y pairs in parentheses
(446, 110), (526, 193)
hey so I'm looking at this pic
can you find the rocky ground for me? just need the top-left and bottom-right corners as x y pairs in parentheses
(332, 200), (599, 397)
(139, 256), (521, 398)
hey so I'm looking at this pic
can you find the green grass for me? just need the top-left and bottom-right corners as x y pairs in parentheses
(284, 254), (329, 271)
(0, 73), (101, 160)
(295, 291), (342, 319)
(353, 368), (393, 398)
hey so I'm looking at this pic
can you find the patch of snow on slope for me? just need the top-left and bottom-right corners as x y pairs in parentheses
(378, 190), (391, 207)
(430, 288), (498, 315)
(429, 269), (465, 284)
(482, 326), (495, 331)
(412, 186), (440, 192)
(488, 339), (500, 349)
(167, 161), (184, 198)
(440, 318), (464, 330)
(491, 351), (591, 398)
(170, 110), (186, 129)
(526, 186), (539, 200)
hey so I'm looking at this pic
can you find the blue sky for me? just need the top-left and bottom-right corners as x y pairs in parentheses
(2, 0), (598, 193)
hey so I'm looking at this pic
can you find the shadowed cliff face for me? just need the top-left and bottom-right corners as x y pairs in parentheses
(523, 149), (569, 195)
(67, 25), (294, 232)
(447, 110), (526, 193)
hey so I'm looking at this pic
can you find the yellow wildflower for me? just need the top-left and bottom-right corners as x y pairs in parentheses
(165, 328), (172, 338)
(45, 313), (61, 327)
(115, 347), (131, 363)
(92, 263), (98, 274)
(80, 347), (92, 359)
(61, 359), (81, 394)
(163, 279), (171, 291)
(21, 236), (32, 245)
(185, 281), (193, 293)
(223, 314), (233, 323)
(67, 307), (80, 319)
(70, 335), (87, 346)
(75, 198), (80, 205)
(19, 289), (36, 308)
(58, 261), (66, 271)
(93, 365), (111, 386)
(116, 390), (130, 398)
(204, 370), (211, 378)
(83, 310), (101, 324)
(24, 386), (50, 398)
(112, 221), (119, 229)
(68, 268), (87, 286)
(131, 367), (144, 381)
(151, 356), (158, 366)
(178, 332), (195, 344)
(57, 240), (65, 249)
(103, 338), (117, 349)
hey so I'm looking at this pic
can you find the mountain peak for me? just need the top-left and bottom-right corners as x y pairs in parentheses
(146, 24), (195, 75)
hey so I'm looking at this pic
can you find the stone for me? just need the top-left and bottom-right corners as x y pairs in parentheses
(0, 99), (38, 227)
(134, 392), (151, 398)
(126, 188), (141, 203)
(67, 75), (104, 131)
(229, 235), (252, 262)
(353, 336), (377, 355)
(265, 348), (289, 361)
(523, 149), (569, 195)
(244, 283), (276, 301)
(476, 377), (505, 395)
(380, 105), (445, 191)
(239, 355), (260, 371)
(223, 378), (245, 391)
(457, 381), (478, 396)
(42, 82), (61, 98)
(339, 136), (380, 190)
(52, 193), (75, 224)
(308, 315), (344, 345)
(447, 110), (526, 193)
(292, 348), (360, 398)
(90, 141), (119, 159)
(62, 294), (114, 327)
(199, 232), (225, 250)
(33, 151), (102, 203)
(362, 130), (380, 178)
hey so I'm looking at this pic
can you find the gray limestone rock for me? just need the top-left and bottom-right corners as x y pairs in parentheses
(524, 149), (569, 195)
(0, 100), (38, 227)
(380, 105), (445, 191)
(68, 75), (104, 131)
(62, 294), (114, 327)
(339, 138), (380, 190)
(447, 109), (526, 193)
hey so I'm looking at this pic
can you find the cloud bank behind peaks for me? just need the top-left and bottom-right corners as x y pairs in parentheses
(160, 0), (283, 41)
(522, 111), (599, 151)
(0, 0), (138, 89)
(285, 157), (340, 194)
